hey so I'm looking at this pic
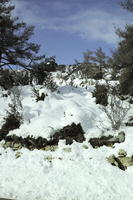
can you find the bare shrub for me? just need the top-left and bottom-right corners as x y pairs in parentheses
(101, 83), (130, 130)
(10, 87), (23, 111)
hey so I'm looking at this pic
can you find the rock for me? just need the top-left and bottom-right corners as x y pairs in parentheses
(126, 122), (133, 126)
(12, 142), (22, 150)
(51, 123), (85, 145)
(116, 131), (125, 143)
(44, 156), (55, 161)
(42, 145), (58, 151)
(2, 141), (12, 149)
(107, 151), (133, 170)
(118, 149), (127, 157)
(107, 154), (115, 164)
(89, 135), (115, 148)
(2, 123), (85, 150)
(126, 117), (133, 126)
(120, 157), (133, 168)
(63, 147), (71, 152)
(89, 132), (125, 148)
(0, 198), (15, 200)
(107, 155), (126, 171)
(15, 151), (22, 158)
(82, 144), (89, 149)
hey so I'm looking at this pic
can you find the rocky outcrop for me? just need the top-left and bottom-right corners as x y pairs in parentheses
(2, 123), (85, 150)
(50, 123), (85, 145)
(89, 131), (125, 148)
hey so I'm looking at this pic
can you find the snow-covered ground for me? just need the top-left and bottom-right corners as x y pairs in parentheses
(0, 77), (133, 200)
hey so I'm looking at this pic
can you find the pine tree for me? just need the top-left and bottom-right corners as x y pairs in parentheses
(94, 47), (107, 67)
(113, 0), (133, 95)
(121, 0), (133, 12)
(0, 0), (44, 70)
(83, 49), (94, 64)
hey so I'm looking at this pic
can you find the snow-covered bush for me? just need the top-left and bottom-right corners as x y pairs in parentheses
(0, 69), (14, 90)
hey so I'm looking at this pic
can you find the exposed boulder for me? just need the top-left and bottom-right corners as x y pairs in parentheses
(107, 149), (133, 171)
(89, 131), (125, 148)
(50, 123), (85, 145)
(118, 149), (127, 157)
(2, 123), (85, 150)
(107, 154), (126, 171)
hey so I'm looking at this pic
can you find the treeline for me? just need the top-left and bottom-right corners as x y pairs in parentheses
(0, 0), (133, 96)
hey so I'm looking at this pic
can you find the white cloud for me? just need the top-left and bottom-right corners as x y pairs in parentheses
(11, 0), (133, 45)
(11, 0), (43, 24)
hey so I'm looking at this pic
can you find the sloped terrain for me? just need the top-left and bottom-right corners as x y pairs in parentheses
(0, 77), (133, 200)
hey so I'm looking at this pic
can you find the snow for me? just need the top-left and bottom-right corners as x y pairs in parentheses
(8, 85), (102, 139)
(0, 76), (133, 200)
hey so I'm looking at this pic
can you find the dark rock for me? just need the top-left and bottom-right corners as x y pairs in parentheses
(0, 198), (15, 200)
(126, 117), (133, 126)
(113, 156), (126, 171)
(89, 135), (114, 148)
(116, 131), (125, 143)
(3, 123), (85, 150)
(36, 92), (48, 102)
(51, 123), (85, 145)
(107, 155), (127, 171)
(89, 132), (125, 148)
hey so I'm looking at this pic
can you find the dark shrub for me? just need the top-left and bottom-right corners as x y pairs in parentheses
(32, 87), (48, 102)
(93, 84), (108, 106)
(119, 68), (133, 96)
(0, 113), (22, 140)
(32, 57), (58, 85)
(93, 71), (103, 80)
(0, 69), (14, 90)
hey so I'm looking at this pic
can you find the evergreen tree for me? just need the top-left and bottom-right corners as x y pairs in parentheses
(113, 0), (133, 95)
(115, 25), (133, 68)
(0, 0), (44, 70)
(94, 47), (107, 67)
(83, 49), (94, 64)
(121, 0), (133, 12)
(32, 57), (57, 85)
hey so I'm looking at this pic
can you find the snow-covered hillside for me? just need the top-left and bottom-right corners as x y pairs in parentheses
(0, 76), (133, 200)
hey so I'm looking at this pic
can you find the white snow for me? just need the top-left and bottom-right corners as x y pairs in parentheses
(0, 76), (133, 200)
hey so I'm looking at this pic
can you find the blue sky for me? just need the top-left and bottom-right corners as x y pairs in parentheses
(12, 0), (133, 65)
